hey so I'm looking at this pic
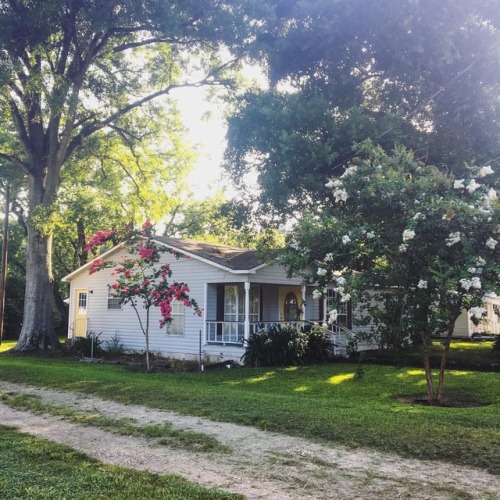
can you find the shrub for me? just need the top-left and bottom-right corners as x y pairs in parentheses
(105, 334), (126, 355)
(242, 324), (333, 367)
(302, 325), (334, 364)
(493, 336), (500, 355)
(71, 332), (103, 358)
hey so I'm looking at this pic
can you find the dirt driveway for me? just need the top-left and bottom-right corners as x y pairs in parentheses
(0, 381), (498, 499)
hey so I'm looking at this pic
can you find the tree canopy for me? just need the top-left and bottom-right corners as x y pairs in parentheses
(225, 0), (500, 221)
(0, 0), (274, 350)
(282, 142), (499, 401)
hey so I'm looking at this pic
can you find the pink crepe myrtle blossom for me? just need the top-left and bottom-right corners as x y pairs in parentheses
(89, 258), (105, 275)
(78, 224), (199, 371)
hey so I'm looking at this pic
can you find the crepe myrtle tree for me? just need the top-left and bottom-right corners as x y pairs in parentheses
(283, 142), (499, 403)
(88, 221), (202, 372)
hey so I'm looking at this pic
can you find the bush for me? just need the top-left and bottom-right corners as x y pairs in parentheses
(71, 332), (103, 358)
(104, 334), (126, 355)
(493, 336), (500, 355)
(242, 324), (333, 367)
(302, 325), (334, 364)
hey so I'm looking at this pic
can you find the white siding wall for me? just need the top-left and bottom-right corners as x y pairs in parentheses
(67, 255), (303, 361)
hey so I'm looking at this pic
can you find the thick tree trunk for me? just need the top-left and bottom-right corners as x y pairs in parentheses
(13, 177), (60, 351)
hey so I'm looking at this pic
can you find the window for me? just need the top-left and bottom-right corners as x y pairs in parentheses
(167, 300), (184, 336)
(326, 289), (351, 330)
(249, 287), (260, 323)
(107, 288), (122, 310)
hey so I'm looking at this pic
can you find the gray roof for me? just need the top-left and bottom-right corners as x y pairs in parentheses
(154, 236), (264, 271)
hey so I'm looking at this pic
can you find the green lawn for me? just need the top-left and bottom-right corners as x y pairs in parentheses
(0, 354), (499, 473)
(0, 339), (16, 353)
(0, 425), (240, 499)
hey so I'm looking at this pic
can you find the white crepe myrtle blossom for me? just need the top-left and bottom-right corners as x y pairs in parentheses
(334, 188), (349, 203)
(486, 237), (497, 250)
(366, 231), (375, 239)
(399, 243), (408, 252)
(317, 267), (328, 277)
(326, 178), (343, 189)
(453, 179), (465, 189)
(412, 212), (426, 220)
(312, 289), (323, 300)
(466, 179), (481, 193)
(470, 306), (486, 320)
(336, 276), (346, 285)
(482, 188), (497, 209)
(341, 165), (358, 178)
(340, 292), (351, 302)
(476, 256), (486, 266)
(478, 165), (494, 177)
(471, 277), (482, 289)
(342, 235), (351, 245)
(467, 267), (477, 274)
(329, 309), (339, 323)
(460, 279), (472, 291)
(417, 280), (428, 289)
(402, 229), (415, 242)
(289, 240), (300, 250)
(445, 232), (461, 247)
(324, 252), (334, 262)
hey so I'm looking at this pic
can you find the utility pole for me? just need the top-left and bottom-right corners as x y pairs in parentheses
(0, 185), (10, 344)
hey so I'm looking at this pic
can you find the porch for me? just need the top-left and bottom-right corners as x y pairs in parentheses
(203, 282), (353, 345)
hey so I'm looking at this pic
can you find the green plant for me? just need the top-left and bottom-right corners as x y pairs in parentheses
(0, 426), (240, 499)
(71, 332), (103, 358)
(243, 324), (333, 367)
(105, 334), (126, 355)
(492, 336), (500, 355)
(0, 356), (499, 472)
(302, 325), (334, 364)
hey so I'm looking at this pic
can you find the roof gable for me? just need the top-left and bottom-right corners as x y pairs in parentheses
(63, 236), (267, 282)
(153, 236), (264, 271)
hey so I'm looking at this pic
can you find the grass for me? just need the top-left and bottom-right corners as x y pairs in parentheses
(0, 339), (16, 353)
(0, 354), (499, 474)
(0, 425), (240, 500)
(362, 340), (498, 371)
(0, 392), (231, 454)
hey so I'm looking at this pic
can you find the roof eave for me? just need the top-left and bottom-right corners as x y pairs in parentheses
(61, 243), (125, 282)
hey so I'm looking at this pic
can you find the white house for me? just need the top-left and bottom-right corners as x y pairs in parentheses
(63, 236), (358, 363)
(453, 294), (500, 338)
(63, 236), (498, 364)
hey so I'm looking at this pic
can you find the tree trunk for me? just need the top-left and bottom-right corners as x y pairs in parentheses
(436, 319), (458, 403)
(13, 176), (60, 351)
(420, 331), (435, 401)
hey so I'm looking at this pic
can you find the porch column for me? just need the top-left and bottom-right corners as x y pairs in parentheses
(301, 285), (307, 324)
(203, 282), (208, 344)
(244, 281), (251, 342)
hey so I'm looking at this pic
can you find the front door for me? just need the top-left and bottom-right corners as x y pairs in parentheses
(74, 289), (88, 337)
(279, 286), (301, 321)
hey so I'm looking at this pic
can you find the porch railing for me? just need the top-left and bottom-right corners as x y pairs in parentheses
(206, 321), (304, 346)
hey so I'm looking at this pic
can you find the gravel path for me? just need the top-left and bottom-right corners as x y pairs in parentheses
(0, 381), (498, 499)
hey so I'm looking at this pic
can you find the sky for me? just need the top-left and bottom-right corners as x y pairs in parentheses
(173, 87), (230, 200)
(172, 63), (267, 200)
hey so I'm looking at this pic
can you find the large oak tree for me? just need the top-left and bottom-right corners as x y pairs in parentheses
(0, 0), (272, 350)
(225, 0), (499, 222)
